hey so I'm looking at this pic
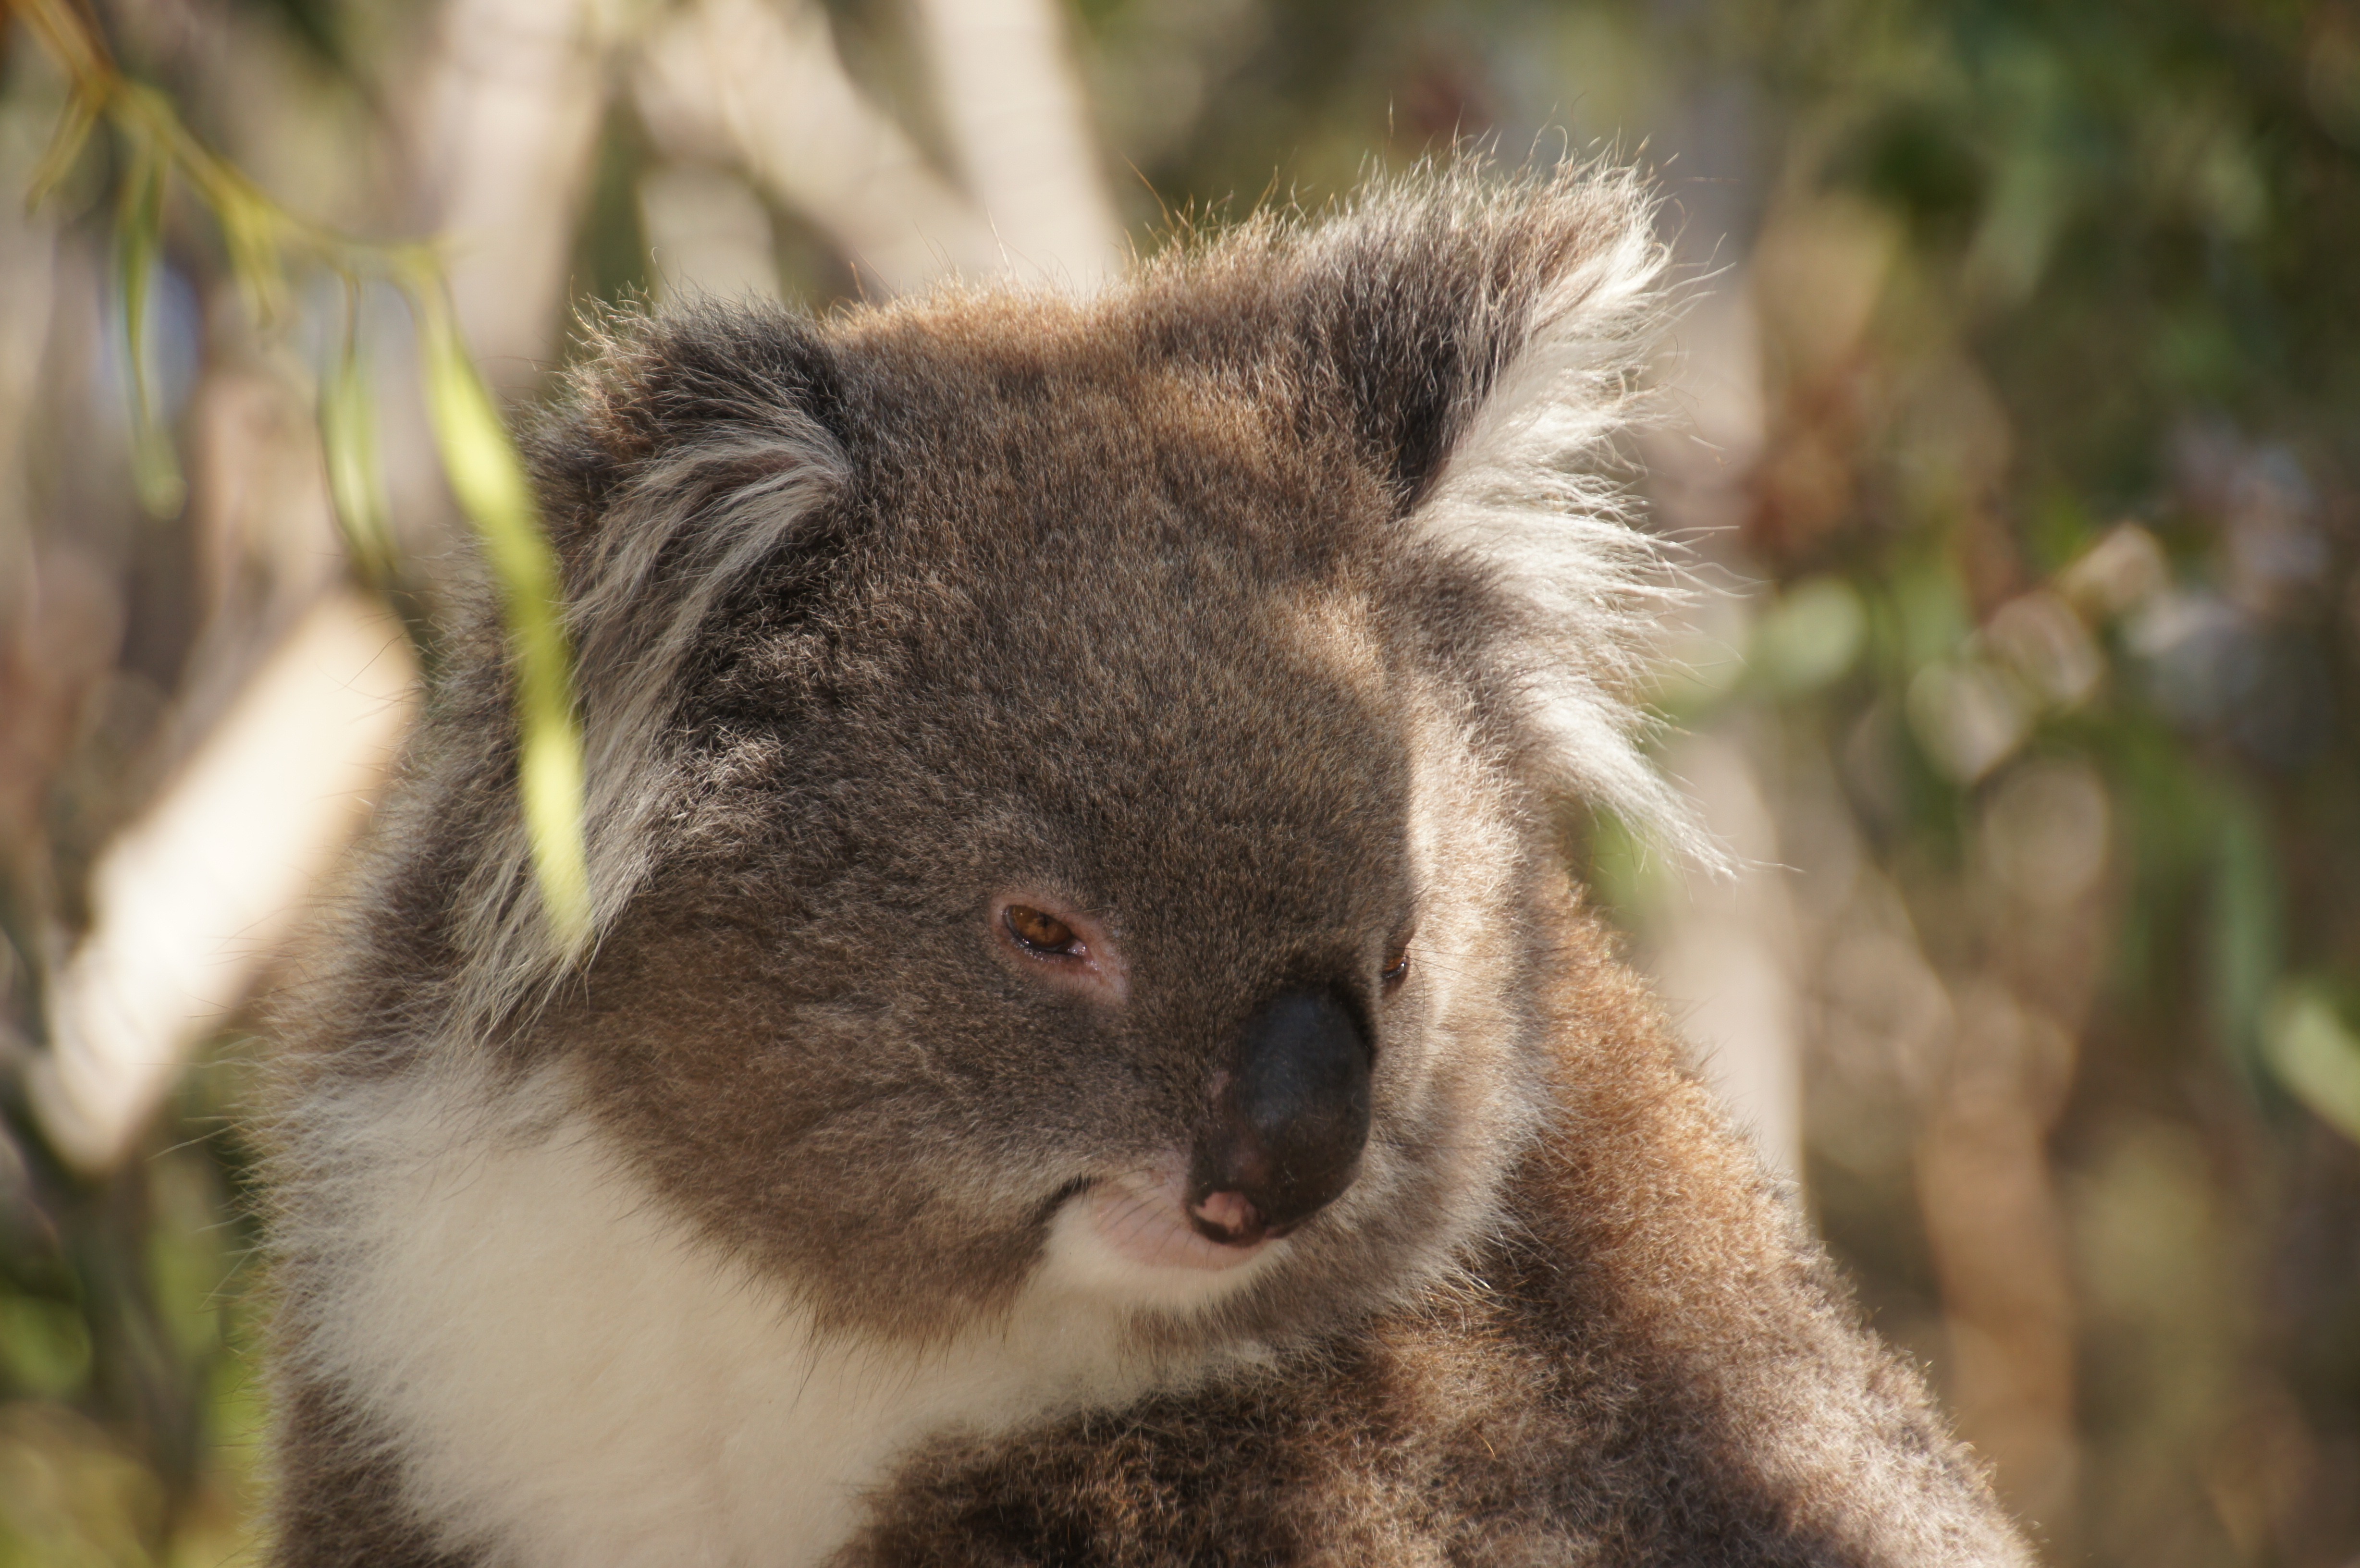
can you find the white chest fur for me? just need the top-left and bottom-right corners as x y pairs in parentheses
(284, 1066), (1231, 1568)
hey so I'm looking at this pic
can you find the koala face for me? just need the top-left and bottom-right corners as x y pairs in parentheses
(400, 165), (1690, 1362)
(549, 312), (1554, 1352)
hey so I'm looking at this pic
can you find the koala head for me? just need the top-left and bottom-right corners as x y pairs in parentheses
(381, 163), (1694, 1364)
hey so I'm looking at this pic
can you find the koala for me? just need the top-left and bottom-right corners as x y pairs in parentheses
(261, 162), (2030, 1568)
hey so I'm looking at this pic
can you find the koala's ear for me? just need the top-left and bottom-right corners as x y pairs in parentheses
(524, 303), (852, 808)
(438, 309), (854, 1038)
(527, 302), (852, 645)
(1282, 159), (1668, 514)
(1276, 163), (1720, 865)
(529, 302), (849, 551)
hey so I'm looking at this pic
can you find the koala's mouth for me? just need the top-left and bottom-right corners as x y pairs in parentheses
(1068, 986), (1374, 1280)
(1085, 1168), (1274, 1272)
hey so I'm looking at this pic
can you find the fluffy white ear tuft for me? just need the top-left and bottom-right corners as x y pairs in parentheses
(1383, 162), (1722, 868)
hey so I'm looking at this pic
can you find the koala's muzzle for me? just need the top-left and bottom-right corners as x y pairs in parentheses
(1187, 990), (1373, 1247)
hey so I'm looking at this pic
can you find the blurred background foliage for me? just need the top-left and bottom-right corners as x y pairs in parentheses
(0, 0), (2356, 1562)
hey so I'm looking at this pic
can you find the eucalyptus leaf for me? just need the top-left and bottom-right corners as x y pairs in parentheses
(114, 140), (184, 518)
(2263, 987), (2360, 1144)
(25, 87), (99, 210)
(2207, 799), (2283, 1089)
(412, 285), (592, 949)
(212, 179), (291, 324)
(319, 313), (394, 583)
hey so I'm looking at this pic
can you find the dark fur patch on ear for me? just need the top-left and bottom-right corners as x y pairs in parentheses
(526, 301), (849, 548)
(1291, 159), (1662, 511)
(1144, 158), (1664, 514)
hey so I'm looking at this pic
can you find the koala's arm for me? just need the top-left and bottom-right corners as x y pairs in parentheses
(839, 899), (2029, 1568)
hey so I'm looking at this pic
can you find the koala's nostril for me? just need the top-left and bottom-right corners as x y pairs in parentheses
(1187, 989), (1373, 1245)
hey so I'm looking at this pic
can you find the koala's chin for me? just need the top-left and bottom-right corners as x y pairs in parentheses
(263, 158), (2032, 1568)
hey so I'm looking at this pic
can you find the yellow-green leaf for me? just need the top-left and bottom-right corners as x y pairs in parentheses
(2264, 986), (2360, 1144)
(25, 87), (100, 211)
(211, 179), (291, 324)
(319, 316), (394, 583)
(114, 139), (184, 518)
(411, 284), (592, 949)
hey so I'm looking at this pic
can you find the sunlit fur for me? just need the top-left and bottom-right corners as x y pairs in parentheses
(261, 159), (2028, 1567)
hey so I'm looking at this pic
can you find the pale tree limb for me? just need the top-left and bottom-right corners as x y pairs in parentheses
(1918, 980), (2083, 1538)
(1646, 727), (1805, 1181)
(409, 0), (632, 387)
(1638, 280), (1805, 1180)
(635, 0), (1001, 294)
(29, 594), (417, 1175)
(912, 0), (1122, 286)
(640, 162), (785, 305)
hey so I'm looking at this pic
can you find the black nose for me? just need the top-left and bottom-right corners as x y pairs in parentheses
(1187, 989), (1373, 1246)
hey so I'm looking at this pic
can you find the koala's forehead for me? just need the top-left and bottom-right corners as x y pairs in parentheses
(692, 303), (1428, 900)
(836, 298), (1346, 533)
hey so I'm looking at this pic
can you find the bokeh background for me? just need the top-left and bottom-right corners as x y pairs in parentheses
(1, 0), (2358, 1561)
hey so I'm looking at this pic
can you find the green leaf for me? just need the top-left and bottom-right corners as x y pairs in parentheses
(319, 296), (395, 583)
(114, 137), (184, 518)
(410, 283), (592, 950)
(2263, 987), (2360, 1144)
(210, 177), (291, 324)
(2207, 800), (2283, 1087)
(25, 87), (100, 211)
(1752, 576), (1867, 696)
(0, 1294), (93, 1399)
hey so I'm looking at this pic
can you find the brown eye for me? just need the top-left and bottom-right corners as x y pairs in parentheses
(1381, 939), (1412, 989)
(1005, 905), (1083, 956)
